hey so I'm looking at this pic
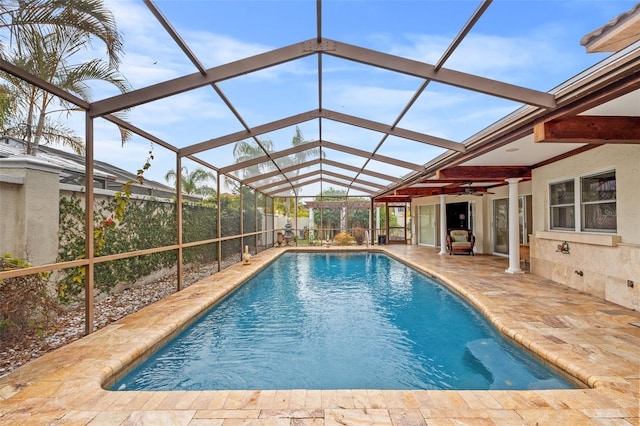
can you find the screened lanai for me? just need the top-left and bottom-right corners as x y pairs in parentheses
(1, 0), (639, 336)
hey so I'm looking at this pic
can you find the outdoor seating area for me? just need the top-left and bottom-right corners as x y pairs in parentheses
(446, 229), (475, 255)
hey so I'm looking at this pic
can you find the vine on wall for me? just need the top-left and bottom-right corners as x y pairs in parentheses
(57, 196), (178, 302)
(56, 195), (252, 303)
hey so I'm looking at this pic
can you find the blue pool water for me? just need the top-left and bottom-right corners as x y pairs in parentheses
(112, 252), (577, 391)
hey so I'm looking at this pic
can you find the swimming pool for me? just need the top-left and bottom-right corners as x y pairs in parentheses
(111, 252), (577, 391)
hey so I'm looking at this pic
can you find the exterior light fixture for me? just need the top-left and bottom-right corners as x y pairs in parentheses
(556, 241), (570, 254)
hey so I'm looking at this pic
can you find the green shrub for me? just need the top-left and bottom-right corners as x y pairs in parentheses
(0, 254), (61, 344)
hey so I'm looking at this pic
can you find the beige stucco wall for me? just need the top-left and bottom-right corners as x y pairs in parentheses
(0, 178), (23, 258)
(0, 156), (61, 266)
(530, 144), (640, 310)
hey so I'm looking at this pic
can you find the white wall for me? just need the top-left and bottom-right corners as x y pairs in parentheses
(274, 214), (309, 237)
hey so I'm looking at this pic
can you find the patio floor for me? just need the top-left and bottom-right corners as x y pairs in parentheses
(0, 245), (638, 425)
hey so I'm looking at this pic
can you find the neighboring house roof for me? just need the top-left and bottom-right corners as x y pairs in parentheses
(581, 2), (640, 53)
(0, 137), (181, 199)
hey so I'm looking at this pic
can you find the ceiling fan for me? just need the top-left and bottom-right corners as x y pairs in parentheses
(450, 184), (495, 196)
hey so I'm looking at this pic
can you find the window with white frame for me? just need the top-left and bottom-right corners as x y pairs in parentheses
(581, 171), (616, 232)
(550, 180), (575, 230)
(549, 171), (616, 232)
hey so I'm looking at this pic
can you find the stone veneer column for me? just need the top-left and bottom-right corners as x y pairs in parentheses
(439, 194), (448, 255)
(505, 178), (523, 274)
(0, 156), (61, 266)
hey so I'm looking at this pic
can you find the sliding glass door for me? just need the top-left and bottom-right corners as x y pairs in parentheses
(418, 205), (436, 246)
(493, 195), (532, 255)
(493, 198), (509, 255)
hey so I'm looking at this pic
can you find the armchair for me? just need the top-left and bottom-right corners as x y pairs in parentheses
(446, 229), (475, 255)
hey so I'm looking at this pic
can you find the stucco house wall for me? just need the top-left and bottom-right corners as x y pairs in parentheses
(530, 144), (640, 310)
(0, 157), (61, 266)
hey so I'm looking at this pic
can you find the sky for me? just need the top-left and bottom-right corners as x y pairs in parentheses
(65, 0), (638, 195)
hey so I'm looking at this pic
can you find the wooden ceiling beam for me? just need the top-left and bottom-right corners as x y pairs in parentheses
(373, 196), (412, 203)
(395, 187), (444, 196)
(436, 166), (531, 180)
(534, 115), (640, 144)
(395, 186), (491, 197)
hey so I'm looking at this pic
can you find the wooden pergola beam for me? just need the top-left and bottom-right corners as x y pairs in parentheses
(436, 166), (531, 180)
(305, 201), (371, 209)
(534, 115), (640, 144)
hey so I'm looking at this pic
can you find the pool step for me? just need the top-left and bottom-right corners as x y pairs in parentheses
(466, 338), (566, 389)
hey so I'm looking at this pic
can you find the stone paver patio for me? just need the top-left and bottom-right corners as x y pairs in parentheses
(0, 245), (638, 425)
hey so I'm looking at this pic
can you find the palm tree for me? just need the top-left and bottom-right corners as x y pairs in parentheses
(0, 85), (15, 129)
(231, 138), (275, 179)
(230, 127), (320, 192)
(0, 0), (127, 154)
(274, 126), (321, 214)
(290, 125), (321, 171)
(225, 137), (274, 192)
(0, 0), (123, 66)
(165, 167), (217, 197)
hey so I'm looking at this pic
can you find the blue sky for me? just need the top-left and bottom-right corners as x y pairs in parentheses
(79, 0), (637, 194)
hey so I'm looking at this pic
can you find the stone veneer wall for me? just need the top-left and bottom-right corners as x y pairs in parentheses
(531, 232), (638, 310)
(530, 145), (640, 311)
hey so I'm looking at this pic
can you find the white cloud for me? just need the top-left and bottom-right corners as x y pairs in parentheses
(181, 31), (271, 67)
(389, 27), (572, 88)
(112, 1), (310, 85)
(128, 91), (230, 127)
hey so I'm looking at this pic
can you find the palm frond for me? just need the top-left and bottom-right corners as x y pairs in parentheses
(0, 2), (131, 153)
(4, 118), (84, 154)
(1, 0), (123, 67)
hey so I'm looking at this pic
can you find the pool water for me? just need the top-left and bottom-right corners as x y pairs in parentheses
(111, 252), (577, 391)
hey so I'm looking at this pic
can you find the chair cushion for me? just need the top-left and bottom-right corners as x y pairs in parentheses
(451, 242), (471, 249)
(450, 230), (468, 242)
